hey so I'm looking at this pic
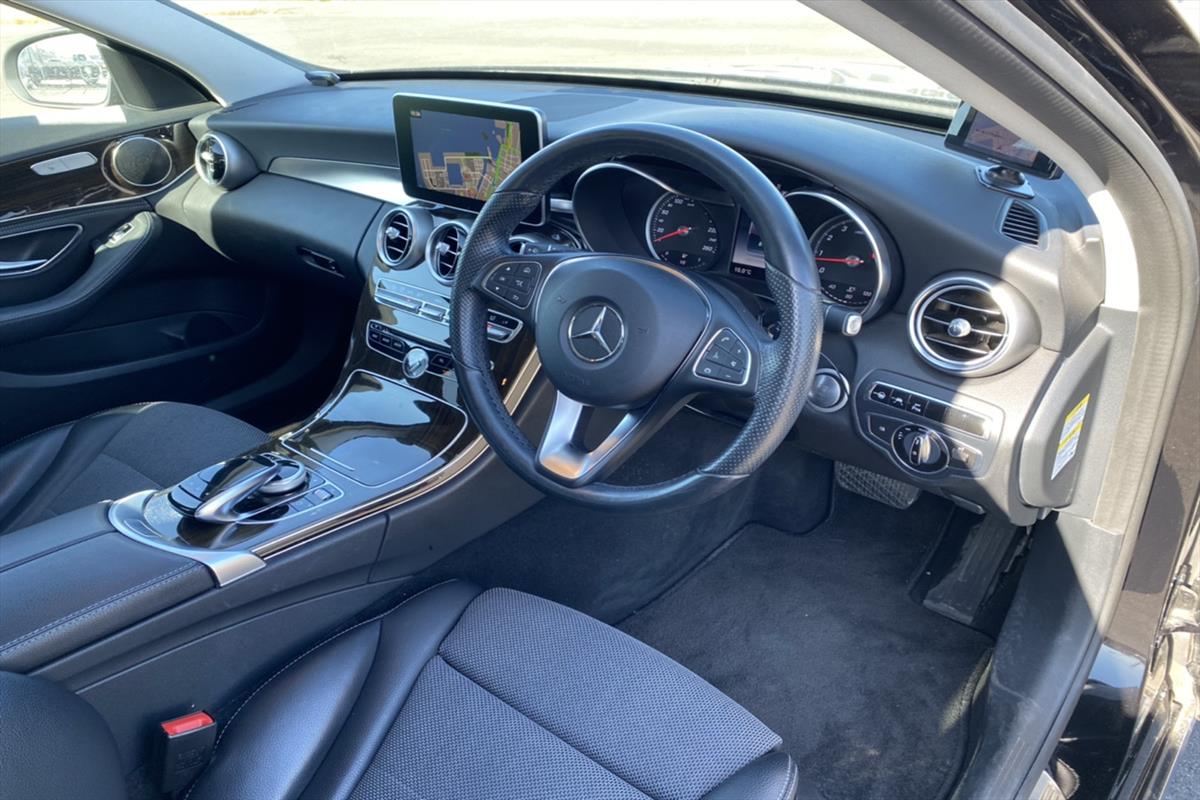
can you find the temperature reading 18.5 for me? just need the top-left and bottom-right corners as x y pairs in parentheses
(647, 193), (721, 270)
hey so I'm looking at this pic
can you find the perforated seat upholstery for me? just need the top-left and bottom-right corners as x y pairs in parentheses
(190, 582), (804, 800)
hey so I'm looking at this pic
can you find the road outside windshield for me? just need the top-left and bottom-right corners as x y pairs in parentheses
(175, 0), (958, 118)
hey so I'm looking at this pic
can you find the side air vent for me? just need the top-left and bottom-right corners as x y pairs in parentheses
(1000, 201), (1042, 246)
(909, 273), (1039, 376)
(194, 134), (226, 185)
(377, 209), (414, 266)
(193, 132), (254, 190)
(426, 221), (469, 284)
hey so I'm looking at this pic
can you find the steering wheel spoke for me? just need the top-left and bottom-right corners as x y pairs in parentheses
(536, 391), (684, 487)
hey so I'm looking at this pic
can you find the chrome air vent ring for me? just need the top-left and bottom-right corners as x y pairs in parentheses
(908, 272), (1038, 376)
(194, 132), (255, 189)
(426, 220), (470, 284)
(377, 208), (422, 267)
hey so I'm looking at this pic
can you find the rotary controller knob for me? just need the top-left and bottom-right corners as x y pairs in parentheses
(891, 424), (949, 473)
(403, 346), (430, 379)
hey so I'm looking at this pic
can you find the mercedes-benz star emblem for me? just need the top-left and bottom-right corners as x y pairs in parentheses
(567, 303), (626, 363)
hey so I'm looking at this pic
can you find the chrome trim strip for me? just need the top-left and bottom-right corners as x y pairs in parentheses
(268, 157), (414, 205)
(109, 492), (266, 586)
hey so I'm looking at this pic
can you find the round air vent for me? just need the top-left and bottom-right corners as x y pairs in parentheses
(426, 220), (469, 284)
(377, 209), (415, 266)
(908, 273), (1038, 376)
(194, 133), (226, 185)
(193, 132), (254, 189)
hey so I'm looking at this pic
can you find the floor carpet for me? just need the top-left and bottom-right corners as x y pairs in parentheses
(619, 491), (993, 800)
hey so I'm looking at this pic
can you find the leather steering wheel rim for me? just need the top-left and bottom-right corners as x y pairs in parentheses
(450, 122), (824, 511)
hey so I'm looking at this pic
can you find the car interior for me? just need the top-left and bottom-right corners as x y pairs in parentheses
(0, 2), (1197, 800)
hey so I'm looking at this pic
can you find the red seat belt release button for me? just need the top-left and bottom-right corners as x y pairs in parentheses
(157, 711), (217, 794)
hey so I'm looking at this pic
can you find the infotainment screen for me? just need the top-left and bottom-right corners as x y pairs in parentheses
(393, 94), (546, 223)
(944, 103), (1058, 178)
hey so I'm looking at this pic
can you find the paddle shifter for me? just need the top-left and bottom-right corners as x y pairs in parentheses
(169, 454), (310, 524)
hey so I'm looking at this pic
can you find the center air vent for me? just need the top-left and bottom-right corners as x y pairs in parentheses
(909, 273), (1038, 376)
(1000, 201), (1042, 246)
(377, 209), (414, 266)
(426, 221), (469, 284)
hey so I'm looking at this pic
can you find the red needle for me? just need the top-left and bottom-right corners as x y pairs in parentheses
(815, 256), (863, 265)
(653, 227), (691, 243)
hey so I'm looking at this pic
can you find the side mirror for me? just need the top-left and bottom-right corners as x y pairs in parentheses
(4, 30), (111, 108)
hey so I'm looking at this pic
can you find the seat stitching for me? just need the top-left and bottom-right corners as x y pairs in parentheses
(440, 656), (654, 800)
(183, 580), (468, 800)
(0, 564), (198, 653)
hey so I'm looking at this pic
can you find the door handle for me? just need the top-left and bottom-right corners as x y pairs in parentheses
(0, 259), (47, 274)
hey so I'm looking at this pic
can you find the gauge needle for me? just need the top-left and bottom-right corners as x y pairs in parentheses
(653, 227), (692, 243)
(816, 256), (864, 265)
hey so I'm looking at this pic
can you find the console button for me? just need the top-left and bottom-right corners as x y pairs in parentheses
(887, 389), (910, 410)
(906, 394), (929, 415)
(866, 413), (901, 444)
(403, 347), (430, 379)
(948, 442), (981, 470)
(868, 383), (890, 404)
(923, 400), (949, 423)
(430, 353), (455, 373)
(944, 407), (988, 437)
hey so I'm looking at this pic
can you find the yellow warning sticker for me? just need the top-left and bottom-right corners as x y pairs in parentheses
(1052, 393), (1090, 479)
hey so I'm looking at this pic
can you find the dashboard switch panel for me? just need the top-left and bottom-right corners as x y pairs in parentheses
(856, 371), (1001, 479)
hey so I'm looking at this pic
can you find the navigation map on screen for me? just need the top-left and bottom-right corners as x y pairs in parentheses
(409, 109), (522, 202)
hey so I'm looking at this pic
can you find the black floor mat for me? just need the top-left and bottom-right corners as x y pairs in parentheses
(619, 491), (992, 800)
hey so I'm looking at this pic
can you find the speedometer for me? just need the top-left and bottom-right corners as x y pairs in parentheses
(646, 193), (720, 269)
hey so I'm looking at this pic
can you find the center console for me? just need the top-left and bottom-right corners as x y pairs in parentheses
(108, 95), (556, 586)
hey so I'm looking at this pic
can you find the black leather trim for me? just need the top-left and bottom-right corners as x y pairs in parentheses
(187, 581), (482, 800)
(0, 672), (125, 800)
(0, 531), (213, 673)
(703, 751), (803, 800)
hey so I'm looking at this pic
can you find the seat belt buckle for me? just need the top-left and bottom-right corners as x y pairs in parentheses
(156, 711), (217, 794)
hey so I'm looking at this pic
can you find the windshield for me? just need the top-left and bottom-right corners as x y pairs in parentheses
(174, 0), (958, 119)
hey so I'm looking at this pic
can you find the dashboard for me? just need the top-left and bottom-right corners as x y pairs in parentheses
(163, 77), (1108, 526)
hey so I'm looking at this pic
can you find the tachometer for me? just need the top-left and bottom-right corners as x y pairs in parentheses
(646, 193), (720, 269)
(810, 214), (879, 309)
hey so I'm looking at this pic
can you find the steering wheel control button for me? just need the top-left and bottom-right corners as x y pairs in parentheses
(485, 261), (542, 308)
(403, 346), (431, 379)
(695, 328), (750, 385)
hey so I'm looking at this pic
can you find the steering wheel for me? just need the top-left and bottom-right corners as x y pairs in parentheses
(450, 123), (823, 510)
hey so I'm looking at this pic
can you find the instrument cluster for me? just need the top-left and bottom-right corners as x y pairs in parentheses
(571, 161), (901, 322)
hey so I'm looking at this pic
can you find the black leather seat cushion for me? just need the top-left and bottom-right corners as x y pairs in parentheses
(190, 581), (802, 800)
(0, 402), (266, 534)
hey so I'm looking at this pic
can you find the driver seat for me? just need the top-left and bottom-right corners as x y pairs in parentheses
(1, 581), (806, 800)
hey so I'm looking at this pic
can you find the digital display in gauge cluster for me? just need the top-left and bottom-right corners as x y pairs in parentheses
(729, 190), (897, 320)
